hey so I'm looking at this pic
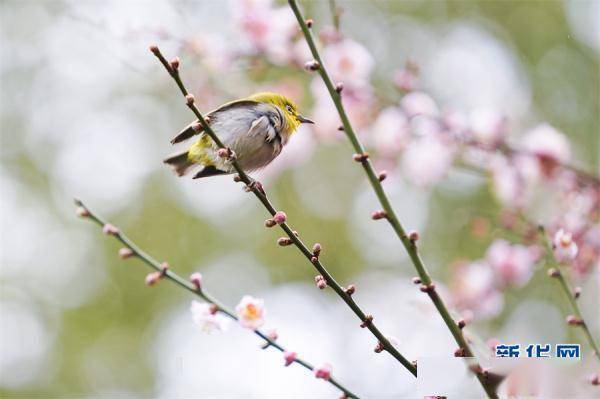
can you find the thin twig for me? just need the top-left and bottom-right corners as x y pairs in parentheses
(74, 199), (360, 399)
(150, 45), (417, 376)
(328, 0), (341, 31)
(288, 1), (499, 397)
(538, 225), (600, 362)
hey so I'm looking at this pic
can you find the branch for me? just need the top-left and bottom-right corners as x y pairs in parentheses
(149, 45), (417, 376)
(74, 199), (359, 399)
(287, 1), (499, 397)
(538, 226), (600, 362)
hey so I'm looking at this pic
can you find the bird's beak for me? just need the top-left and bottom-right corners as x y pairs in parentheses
(297, 115), (314, 124)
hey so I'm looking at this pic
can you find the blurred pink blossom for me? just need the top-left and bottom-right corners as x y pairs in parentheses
(393, 68), (417, 92)
(491, 154), (540, 208)
(314, 363), (332, 380)
(231, 0), (297, 64)
(401, 135), (454, 187)
(322, 38), (374, 83)
(485, 239), (536, 287)
(400, 91), (439, 118)
(522, 124), (571, 169)
(451, 261), (504, 320)
(235, 295), (266, 330)
(369, 107), (410, 158)
(468, 107), (507, 148)
(553, 229), (578, 263)
(190, 300), (230, 333)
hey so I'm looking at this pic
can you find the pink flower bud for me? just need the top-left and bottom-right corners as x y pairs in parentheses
(335, 82), (344, 93)
(160, 262), (169, 274)
(264, 219), (277, 228)
(149, 44), (159, 55)
(314, 275), (327, 289)
(547, 268), (560, 278)
(312, 243), (322, 257)
(378, 171), (387, 182)
(170, 57), (180, 70)
(267, 329), (278, 341)
(419, 283), (436, 293)
(192, 122), (203, 132)
(345, 284), (356, 295)
(314, 363), (332, 380)
(374, 341), (384, 353)
(233, 174), (242, 182)
(408, 230), (419, 242)
(573, 286), (582, 299)
(304, 60), (320, 71)
(208, 304), (218, 314)
(277, 237), (293, 246)
(217, 148), (229, 158)
(454, 348), (466, 357)
(145, 272), (161, 286)
(589, 373), (599, 386)
(283, 351), (297, 366)
(457, 319), (466, 329)
(566, 315), (583, 326)
(75, 206), (89, 217)
(411, 277), (421, 284)
(185, 94), (195, 105)
(118, 247), (134, 259)
(360, 315), (373, 328)
(273, 211), (287, 224)
(352, 153), (369, 162)
(305, 19), (313, 28)
(102, 223), (119, 236)
(371, 210), (387, 220)
(190, 272), (202, 290)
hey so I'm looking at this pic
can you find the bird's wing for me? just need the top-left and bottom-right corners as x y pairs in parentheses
(169, 100), (261, 145)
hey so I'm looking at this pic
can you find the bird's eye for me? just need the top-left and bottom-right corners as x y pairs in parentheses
(285, 104), (293, 113)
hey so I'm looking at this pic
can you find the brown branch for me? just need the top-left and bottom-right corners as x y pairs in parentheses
(149, 45), (417, 376)
(287, 1), (499, 397)
(74, 199), (359, 398)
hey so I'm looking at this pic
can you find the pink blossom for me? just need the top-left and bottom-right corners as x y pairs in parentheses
(401, 135), (454, 187)
(553, 229), (578, 263)
(451, 261), (504, 320)
(468, 107), (506, 147)
(522, 123), (571, 165)
(393, 68), (417, 92)
(189, 272), (202, 290)
(235, 295), (266, 330)
(231, 0), (297, 64)
(323, 39), (374, 83)
(283, 351), (296, 366)
(491, 154), (540, 208)
(314, 363), (332, 380)
(400, 91), (439, 118)
(486, 239), (535, 287)
(369, 107), (409, 158)
(190, 300), (230, 334)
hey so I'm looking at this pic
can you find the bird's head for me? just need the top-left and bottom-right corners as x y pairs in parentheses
(248, 92), (314, 134)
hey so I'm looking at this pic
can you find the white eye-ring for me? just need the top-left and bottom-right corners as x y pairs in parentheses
(285, 104), (293, 112)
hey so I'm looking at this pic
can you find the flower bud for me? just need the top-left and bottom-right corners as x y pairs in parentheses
(283, 351), (297, 366)
(75, 206), (89, 217)
(312, 243), (322, 257)
(573, 286), (581, 299)
(217, 148), (229, 158)
(566, 315), (583, 326)
(454, 348), (466, 357)
(352, 153), (369, 162)
(337, 125), (345, 131)
(374, 341), (384, 353)
(160, 262), (169, 274)
(378, 171), (387, 182)
(304, 60), (320, 71)
(371, 210), (387, 220)
(149, 44), (159, 55)
(305, 19), (313, 28)
(169, 57), (180, 70)
(190, 272), (202, 290)
(345, 284), (356, 295)
(208, 303), (218, 314)
(411, 277), (421, 284)
(314, 363), (332, 380)
(589, 373), (599, 386)
(102, 223), (119, 236)
(547, 268), (561, 278)
(233, 174), (242, 182)
(118, 247), (134, 259)
(408, 230), (419, 243)
(145, 272), (161, 286)
(185, 94), (195, 105)
(335, 82), (344, 93)
(277, 237), (293, 246)
(192, 122), (203, 132)
(267, 329), (278, 341)
(264, 218), (277, 228)
(273, 211), (287, 224)
(360, 315), (373, 328)
(314, 275), (327, 289)
(457, 319), (466, 329)
(420, 283), (436, 293)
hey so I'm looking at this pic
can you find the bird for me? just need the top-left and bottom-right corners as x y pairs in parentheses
(163, 92), (313, 179)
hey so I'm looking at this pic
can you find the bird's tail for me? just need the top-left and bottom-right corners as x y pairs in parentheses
(163, 151), (194, 176)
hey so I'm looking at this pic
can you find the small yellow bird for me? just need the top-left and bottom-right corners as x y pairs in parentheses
(164, 92), (313, 179)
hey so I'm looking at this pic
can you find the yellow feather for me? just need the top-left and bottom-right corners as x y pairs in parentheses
(187, 135), (214, 166)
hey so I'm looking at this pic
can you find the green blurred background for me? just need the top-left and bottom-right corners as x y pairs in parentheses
(1, 1), (598, 398)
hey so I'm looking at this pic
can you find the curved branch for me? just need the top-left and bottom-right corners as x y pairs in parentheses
(150, 46), (417, 376)
(287, 1), (499, 397)
(75, 199), (360, 399)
